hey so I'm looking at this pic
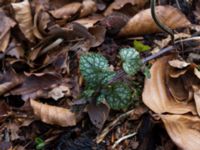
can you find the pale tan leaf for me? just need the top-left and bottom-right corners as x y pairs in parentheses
(0, 32), (10, 52)
(0, 9), (16, 52)
(74, 15), (103, 28)
(48, 85), (71, 100)
(168, 67), (188, 78)
(119, 6), (191, 37)
(193, 86), (200, 116)
(49, 2), (81, 19)
(30, 99), (76, 127)
(168, 59), (190, 69)
(80, 0), (97, 17)
(194, 68), (200, 79)
(142, 55), (196, 114)
(104, 0), (148, 16)
(12, 0), (35, 42)
(161, 114), (200, 150)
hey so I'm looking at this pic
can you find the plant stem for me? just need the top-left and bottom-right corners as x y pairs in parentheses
(150, 0), (174, 44)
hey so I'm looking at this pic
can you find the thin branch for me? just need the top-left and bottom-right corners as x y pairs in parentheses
(112, 132), (137, 149)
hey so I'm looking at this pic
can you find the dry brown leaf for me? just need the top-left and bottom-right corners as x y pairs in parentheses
(142, 55), (196, 114)
(12, 0), (35, 42)
(194, 68), (200, 79)
(104, 0), (148, 16)
(119, 6), (191, 37)
(0, 69), (23, 96)
(193, 86), (200, 116)
(80, 0), (97, 17)
(161, 114), (200, 150)
(49, 2), (81, 19)
(87, 103), (110, 129)
(11, 73), (61, 96)
(154, 33), (191, 49)
(168, 67), (188, 78)
(48, 85), (71, 100)
(74, 15), (103, 28)
(30, 99), (76, 127)
(0, 9), (16, 52)
(168, 59), (190, 69)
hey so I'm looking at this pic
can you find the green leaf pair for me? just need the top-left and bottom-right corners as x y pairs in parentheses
(80, 53), (132, 110)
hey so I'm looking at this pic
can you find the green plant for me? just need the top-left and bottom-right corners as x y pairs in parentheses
(35, 137), (45, 150)
(133, 40), (151, 52)
(79, 48), (148, 110)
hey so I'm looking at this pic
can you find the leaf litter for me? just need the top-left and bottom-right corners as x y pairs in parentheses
(0, 0), (199, 149)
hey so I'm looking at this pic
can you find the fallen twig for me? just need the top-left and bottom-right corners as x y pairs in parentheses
(96, 106), (147, 143)
(111, 132), (137, 149)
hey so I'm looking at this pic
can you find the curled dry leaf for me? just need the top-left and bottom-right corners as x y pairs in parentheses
(119, 6), (191, 37)
(161, 114), (200, 150)
(30, 99), (76, 127)
(194, 68), (200, 79)
(80, 0), (97, 17)
(168, 59), (190, 69)
(49, 2), (82, 20)
(0, 9), (16, 52)
(0, 68), (23, 96)
(12, 0), (35, 42)
(10, 72), (62, 100)
(74, 15), (103, 28)
(104, 0), (148, 16)
(142, 55), (196, 114)
(143, 55), (200, 150)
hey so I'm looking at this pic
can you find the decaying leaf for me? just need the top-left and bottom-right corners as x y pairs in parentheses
(168, 59), (190, 69)
(119, 6), (191, 36)
(80, 0), (97, 17)
(48, 85), (71, 100)
(142, 55), (196, 114)
(143, 54), (200, 150)
(87, 102), (110, 129)
(30, 99), (76, 127)
(161, 114), (200, 150)
(12, 0), (35, 42)
(194, 67), (200, 79)
(104, 0), (148, 16)
(10, 73), (62, 100)
(74, 15), (103, 28)
(0, 9), (16, 52)
(49, 2), (82, 20)
(0, 68), (23, 96)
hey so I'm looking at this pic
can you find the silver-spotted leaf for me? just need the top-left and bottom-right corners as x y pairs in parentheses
(120, 48), (142, 75)
(105, 83), (132, 110)
(80, 53), (115, 86)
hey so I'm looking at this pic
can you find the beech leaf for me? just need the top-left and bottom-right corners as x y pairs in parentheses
(12, 0), (35, 42)
(161, 114), (200, 150)
(119, 6), (191, 37)
(30, 99), (76, 127)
